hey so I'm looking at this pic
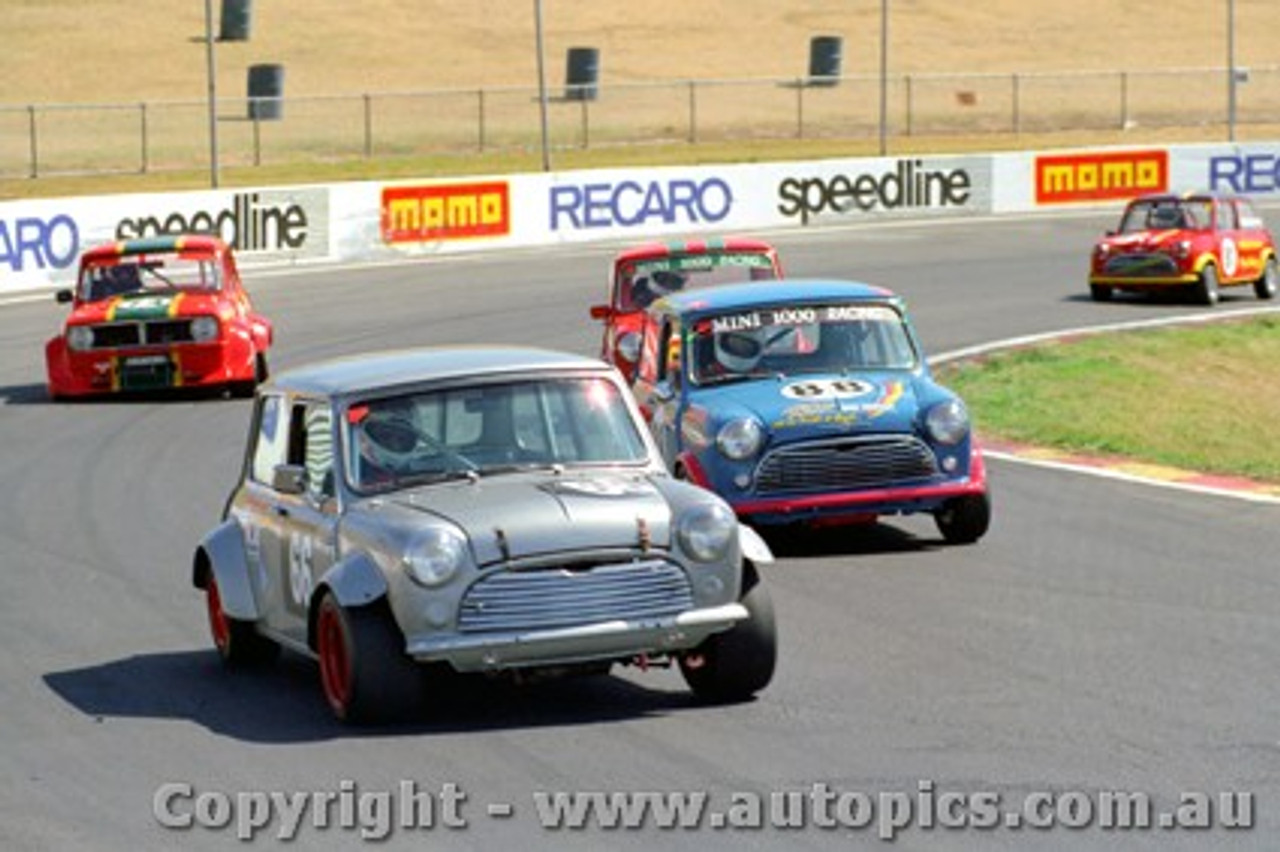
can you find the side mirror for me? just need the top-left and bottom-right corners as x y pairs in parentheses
(589, 304), (612, 321)
(55, 289), (74, 304)
(271, 463), (307, 495)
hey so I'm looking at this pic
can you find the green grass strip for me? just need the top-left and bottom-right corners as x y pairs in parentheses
(935, 315), (1280, 482)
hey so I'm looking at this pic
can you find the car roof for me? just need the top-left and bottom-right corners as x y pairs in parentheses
(614, 237), (775, 264)
(268, 345), (613, 398)
(658, 279), (900, 315)
(80, 235), (227, 262)
(1131, 191), (1237, 205)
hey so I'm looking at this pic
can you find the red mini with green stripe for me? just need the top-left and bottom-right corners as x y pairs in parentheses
(45, 235), (273, 399)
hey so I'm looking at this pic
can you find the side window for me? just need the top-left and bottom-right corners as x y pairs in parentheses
(636, 318), (660, 383)
(1238, 199), (1265, 229)
(656, 319), (681, 388)
(1217, 200), (1239, 231)
(302, 404), (335, 502)
(250, 394), (288, 484)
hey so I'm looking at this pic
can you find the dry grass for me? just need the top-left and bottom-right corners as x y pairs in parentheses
(4, 1), (1279, 199)
(4, 1), (1278, 104)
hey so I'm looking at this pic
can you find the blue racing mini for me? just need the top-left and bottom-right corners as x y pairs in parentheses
(627, 280), (991, 543)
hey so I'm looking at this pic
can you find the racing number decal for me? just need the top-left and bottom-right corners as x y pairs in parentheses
(780, 379), (874, 400)
(1221, 237), (1239, 277)
(287, 532), (314, 611)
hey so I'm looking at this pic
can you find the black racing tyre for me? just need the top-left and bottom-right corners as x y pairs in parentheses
(1089, 284), (1113, 302)
(679, 562), (777, 703)
(935, 492), (992, 545)
(229, 353), (267, 399)
(204, 574), (279, 666)
(1255, 256), (1277, 300)
(1195, 264), (1220, 306)
(315, 593), (424, 724)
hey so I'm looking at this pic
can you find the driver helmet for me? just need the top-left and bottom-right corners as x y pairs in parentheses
(649, 269), (688, 296)
(714, 329), (764, 373)
(358, 404), (419, 472)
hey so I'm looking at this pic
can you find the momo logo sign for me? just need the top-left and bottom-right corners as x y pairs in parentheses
(382, 182), (510, 243)
(1035, 150), (1168, 204)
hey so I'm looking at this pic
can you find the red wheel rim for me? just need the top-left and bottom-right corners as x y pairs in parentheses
(317, 604), (352, 716)
(205, 577), (230, 654)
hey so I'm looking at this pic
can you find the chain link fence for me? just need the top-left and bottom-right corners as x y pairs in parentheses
(3, 66), (1278, 179)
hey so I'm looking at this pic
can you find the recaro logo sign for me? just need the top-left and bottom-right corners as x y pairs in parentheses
(381, 182), (510, 243)
(1035, 150), (1168, 204)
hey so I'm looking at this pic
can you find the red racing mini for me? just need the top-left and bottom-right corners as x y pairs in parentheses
(45, 235), (272, 399)
(1089, 191), (1278, 305)
(589, 237), (783, 380)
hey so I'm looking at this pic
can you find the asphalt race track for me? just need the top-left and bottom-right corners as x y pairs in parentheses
(1, 211), (1277, 851)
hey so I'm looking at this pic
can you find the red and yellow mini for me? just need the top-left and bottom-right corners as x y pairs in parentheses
(1089, 191), (1278, 305)
(589, 238), (783, 380)
(45, 235), (273, 399)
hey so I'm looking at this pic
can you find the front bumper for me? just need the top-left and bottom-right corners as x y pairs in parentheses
(405, 603), (748, 672)
(46, 339), (255, 396)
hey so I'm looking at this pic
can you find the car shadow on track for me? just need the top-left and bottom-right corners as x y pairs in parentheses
(0, 381), (246, 406)
(43, 649), (707, 742)
(759, 521), (940, 558)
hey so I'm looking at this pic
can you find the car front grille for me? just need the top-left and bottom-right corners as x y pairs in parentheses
(1102, 253), (1180, 277)
(86, 321), (195, 349)
(457, 559), (694, 634)
(754, 435), (939, 495)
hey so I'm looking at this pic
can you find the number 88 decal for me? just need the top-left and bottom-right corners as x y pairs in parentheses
(781, 379), (873, 400)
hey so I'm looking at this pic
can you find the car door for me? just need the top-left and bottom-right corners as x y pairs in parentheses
(231, 392), (291, 630)
(1231, 197), (1269, 283)
(267, 399), (340, 646)
(635, 316), (684, 466)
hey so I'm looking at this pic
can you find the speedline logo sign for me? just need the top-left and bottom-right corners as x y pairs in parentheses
(381, 182), (510, 243)
(114, 188), (330, 261)
(776, 158), (987, 224)
(1035, 150), (1167, 204)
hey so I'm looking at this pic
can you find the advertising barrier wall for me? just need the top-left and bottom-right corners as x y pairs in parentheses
(3, 142), (1280, 296)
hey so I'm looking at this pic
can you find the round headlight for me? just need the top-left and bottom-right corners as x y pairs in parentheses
(677, 503), (737, 563)
(716, 418), (763, 460)
(190, 316), (219, 342)
(66, 325), (94, 352)
(925, 399), (970, 445)
(403, 527), (468, 587)
(616, 331), (641, 365)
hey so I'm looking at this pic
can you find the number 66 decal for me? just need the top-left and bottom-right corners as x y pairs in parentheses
(780, 379), (873, 400)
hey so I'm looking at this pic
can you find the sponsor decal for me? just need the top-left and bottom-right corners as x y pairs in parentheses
(549, 178), (732, 231)
(108, 293), (183, 321)
(1209, 153), (1280, 194)
(772, 381), (904, 429)
(114, 189), (329, 259)
(0, 214), (79, 273)
(777, 160), (973, 225)
(381, 181), (510, 243)
(1035, 150), (1167, 204)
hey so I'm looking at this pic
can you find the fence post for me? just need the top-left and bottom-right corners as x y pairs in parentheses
(1119, 71), (1129, 129)
(1012, 73), (1020, 134)
(477, 89), (486, 153)
(796, 78), (805, 139)
(905, 74), (913, 137)
(363, 94), (373, 158)
(139, 102), (149, 174)
(253, 114), (262, 166)
(27, 105), (38, 178)
(688, 80), (697, 144)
